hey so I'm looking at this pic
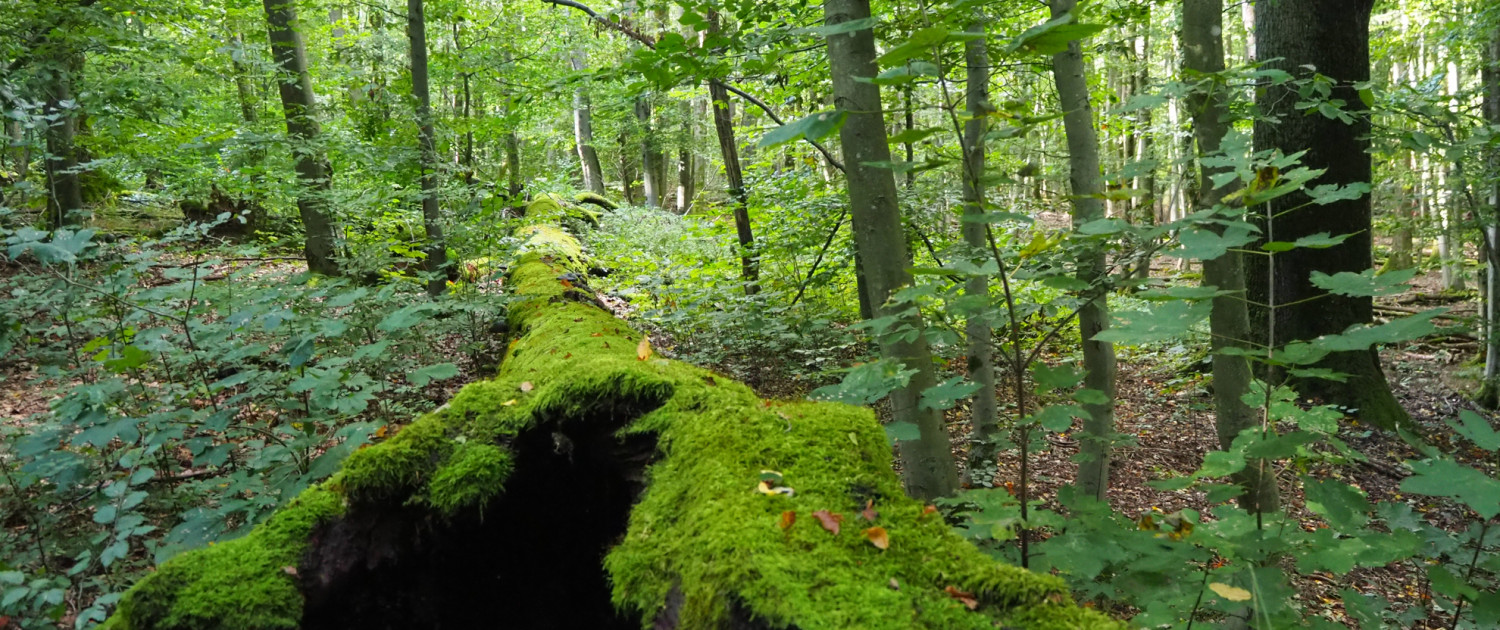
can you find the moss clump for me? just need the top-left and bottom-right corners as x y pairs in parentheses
(574, 191), (619, 211)
(524, 193), (601, 228)
(101, 485), (345, 630)
(428, 442), (512, 515)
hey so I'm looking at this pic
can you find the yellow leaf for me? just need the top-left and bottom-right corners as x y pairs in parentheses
(864, 526), (889, 550)
(502, 399), (518, 406)
(1208, 583), (1252, 602)
(637, 337), (653, 361)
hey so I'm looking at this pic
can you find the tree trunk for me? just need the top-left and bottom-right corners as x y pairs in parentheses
(1246, 0), (1407, 429)
(570, 49), (606, 196)
(1479, 25), (1500, 407)
(676, 99), (695, 214)
(42, 51), (85, 228)
(960, 21), (1000, 482)
(636, 96), (661, 208)
(407, 0), (446, 296)
(709, 82), (759, 295)
(505, 131), (523, 201)
(1049, 0), (1117, 501)
(263, 0), (341, 276)
(825, 0), (958, 500)
(1184, 0), (1279, 514)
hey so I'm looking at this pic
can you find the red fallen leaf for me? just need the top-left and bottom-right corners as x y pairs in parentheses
(863, 526), (889, 550)
(549, 348), (557, 354)
(520, 382), (534, 392)
(564, 352), (572, 359)
(922, 505), (938, 517)
(945, 585), (979, 610)
(637, 338), (653, 361)
(812, 509), (842, 535)
(860, 499), (878, 522)
(779, 511), (796, 531)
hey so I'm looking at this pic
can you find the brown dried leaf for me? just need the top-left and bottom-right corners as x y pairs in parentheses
(944, 585), (978, 610)
(863, 526), (889, 550)
(811, 509), (842, 535)
(860, 499), (878, 522)
(779, 511), (796, 531)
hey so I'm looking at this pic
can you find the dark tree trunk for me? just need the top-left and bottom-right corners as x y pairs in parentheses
(407, 0), (446, 296)
(825, 0), (958, 499)
(636, 96), (662, 207)
(709, 82), (759, 295)
(571, 49), (607, 196)
(263, 0), (341, 276)
(43, 52), (84, 228)
(1479, 25), (1500, 407)
(1246, 0), (1406, 428)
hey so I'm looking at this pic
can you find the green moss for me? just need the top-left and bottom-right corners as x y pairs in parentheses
(428, 442), (512, 515)
(340, 411), (454, 501)
(104, 484), (346, 630)
(574, 191), (619, 211)
(525, 193), (601, 228)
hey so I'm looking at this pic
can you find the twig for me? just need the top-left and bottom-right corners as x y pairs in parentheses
(789, 208), (850, 307)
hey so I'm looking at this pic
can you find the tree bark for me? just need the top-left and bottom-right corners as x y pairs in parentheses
(1184, 0), (1279, 514)
(263, 0), (341, 276)
(42, 51), (84, 228)
(1479, 25), (1500, 407)
(960, 21), (1000, 481)
(636, 96), (662, 207)
(570, 49), (606, 196)
(1246, 0), (1407, 428)
(676, 99), (695, 213)
(407, 0), (446, 296)
(1049, 0), (1117, 501)
(825, 0), (958, 500)
(706, 13), (758, 295)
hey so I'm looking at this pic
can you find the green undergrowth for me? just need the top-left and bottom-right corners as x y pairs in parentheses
(100, 193), (1121, 629)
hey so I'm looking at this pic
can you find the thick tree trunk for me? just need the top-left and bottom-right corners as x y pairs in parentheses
(825, 0), (958, 500)
(1246, 0), (1407, 428)
(101, 195), (1122, 630)
(1184, 0), (1279, 514)
(407, 0), (447, 296)
(961, 21), (1000, 481)
(263, 0), (341, 276)
(1049, 0), (1117, 501)
(570, 49), (606, 196)
(43, 51), (85, 228)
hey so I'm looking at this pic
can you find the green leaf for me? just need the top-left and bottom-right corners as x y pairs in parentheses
(1033, 363), (1086, 391)
(1302, 477), (1369, 530)
(1310, 268), (1416, 297)
(1003, 14), (1106, 56)
(757, 110), (848, 149)
(810, 359), (918, 406)
(1261, 232), (1351, 252)
(887, 127), (943, 145)
(408, 363), (459, 387)
(1401, 458), (1500, 519)
(1076, 218), (1130, 235)
(103, 345), (152, 373)
(1146, 476), (1195, 491)
(377, 304), (433, 332)
(876, 26), (948, 66)
(919, 376), (981, 411)
(1072, 388), (1109, 406)
(1197, 450), (1246, 478)
(884, 421), (921, 442)
(1427, 564), (1480, 601)
(797, 16), (880, 37)
(1168, 224), (1256, 260)
(1447, 410), (1500, 451)
(1092, 300), (1211, 344)
(93, 504), (117, 524)
(867, 61), (939, 86)
(1031, 404), (1087, 432)
(1306, 182), (1371, 205)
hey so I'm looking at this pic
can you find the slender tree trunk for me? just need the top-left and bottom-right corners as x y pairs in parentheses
(960, 21), (999, 481)
(676, 99), (695, 213)
(42, 51), (84, 228)
(407, 0), (446, 296)
(1480, 25), (1500, 407)
(1247, 0), (1407, 429)
(1049, 0), (1117, 501)
(618, 130), (635, 204)
(705, 13), (757, 294)
(570, 49), (606, 196)
(1439, 56), (1467, 291)
(825, 0), (957, 499)
(1184, 0), (1278, 513)
(231, 34), (259, 125)
(637, 96), (661, 207)
(263, 0), (340, 276)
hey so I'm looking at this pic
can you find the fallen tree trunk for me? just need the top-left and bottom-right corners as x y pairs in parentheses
(101, 194), (1120, 630)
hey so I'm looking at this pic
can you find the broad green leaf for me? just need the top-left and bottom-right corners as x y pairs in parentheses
(867, 61), (939, 86)
(1197, 450), (1247, 477)
(1033, 363), (1086, 391)
(1309, 268), (1416, 297)
(1261, 232), (1351, 252)
(407, 362), (459, 387)
(919, 376), (981, 411)
(757, 111), (847, 149)
(876, 26), (948, 66)
(887, 127), (943, 145)
(1092, 300), (1211, 344)
(1076, 218), (1129, 235)
(1072, 388), (1109, 406)
(1031, 404), (1087, 432)
(1447, 410), (1500, 451)
(810, 359), (917, 406)
(884, 421), (921, 442)
(1401, 458), (1500, 519)
(1302, 477), (1369, 530)
(1306, 182), (1371, 205)
(377, 304), (433, 332)
(1168, 224), (1257, 260)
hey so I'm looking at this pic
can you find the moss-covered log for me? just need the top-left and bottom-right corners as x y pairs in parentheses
(101, 195), (1122, 630)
